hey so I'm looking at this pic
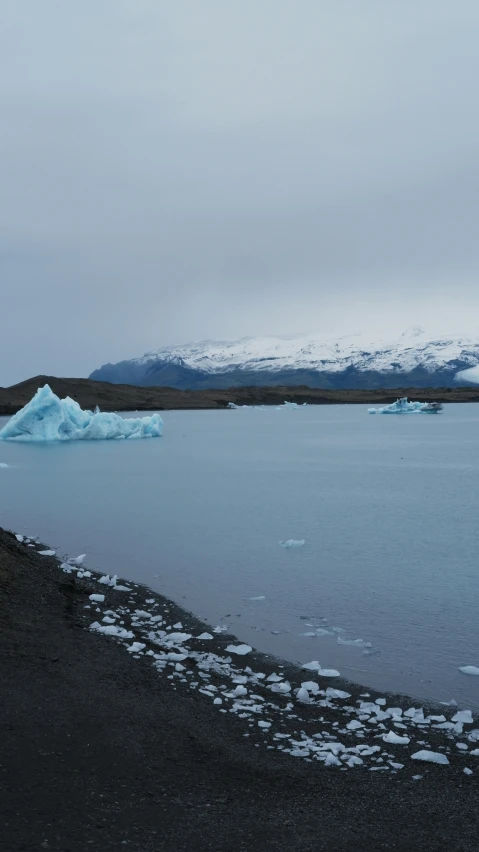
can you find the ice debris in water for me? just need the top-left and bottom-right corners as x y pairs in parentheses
(368, 397), (443, 415)
(302, 661), (340, 677)
(279, 539), (305, 548)
(0, 462), (9, 468)
(15, 534), (24, 542)
(38, 549), (56, 556)
(0, 384), (164, 442)
(411, 750), (450, 765)
(459, 666), (479, 676)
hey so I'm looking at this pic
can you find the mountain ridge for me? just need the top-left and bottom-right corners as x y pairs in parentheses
(89, 329), (479, 390)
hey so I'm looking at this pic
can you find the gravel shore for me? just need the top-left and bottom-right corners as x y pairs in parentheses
(1, 528), (477, 852)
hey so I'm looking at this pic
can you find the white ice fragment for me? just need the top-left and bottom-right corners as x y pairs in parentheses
(347, 721), (363, 731)
(213, 625), (228, 633)
(90, 622), (134, 639)
(302, 660), (322, 671)
(173, 622), (183, 629)
(266, 673), (283, 682)
(102, 616), (116, 624)
(326, 688), (351, 700)
(270, 681), (291, 694)
(411, 750), (449, 765)
(15, 534), (24, 542)
(249, 596), (266, 600)
(197, 632), (214, 640)
(301, 661), (340, 676)
(165, 632), (192, 644)
(0, 384), (163, 442)
(38, 549), (56, 556)
(0, 462), (10, 468)
(464, 767), (473, 775)
(459, 666), (479, 676)
(232, 685), (248, 697)
(375, 699), (386, 706)
(226, 644), (252, 656)
(383, 731), (410, 745)
(296, 687), (311, 703)
(452, 710), (473, 724)
(258, 720), (271, 729)
(337, 637), (372, 648)
(98, 574), (118, 587)
(89, 594), (105, 603)
(301, 681), (320, 694)
(127, 642), (146, 653)
(279, 539), (305, 548)
(347, 756), (364, 767)
(389, 762), (404, 770)
(324, 752), (341, 766)
(456, 743), (468, 750)
(68, 554), (86, 566)
(213, 698), (223, 705)
(470, 749), (479, 756)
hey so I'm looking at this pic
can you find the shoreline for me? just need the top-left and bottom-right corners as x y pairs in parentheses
(2, 526), (479, 851)
(2, 375), (479, 415)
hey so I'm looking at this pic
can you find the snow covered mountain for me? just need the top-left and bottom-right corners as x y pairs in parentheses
(90, 327), (479, 390)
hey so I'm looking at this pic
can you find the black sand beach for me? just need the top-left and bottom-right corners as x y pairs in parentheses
(1, 528), (477, 852)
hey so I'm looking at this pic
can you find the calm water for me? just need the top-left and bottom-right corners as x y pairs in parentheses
(1, 404), (479, 706)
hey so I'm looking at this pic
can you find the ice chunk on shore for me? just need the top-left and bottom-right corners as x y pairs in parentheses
(411, 750), (449, 765)
(0, 385), (164, 442)
(38, 549), (56, 556)
(452, 710), (473, 724)
(459, 666), (479, 676)
(383, 731), (410, 745)
(226, 644), (252, 655)
(279, 539), (305, 548)
(90, 622), (134, 639)
(302, 661), (340, 677)
(68, 554), (86, 566)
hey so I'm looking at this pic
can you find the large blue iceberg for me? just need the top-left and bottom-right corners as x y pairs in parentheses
(0, 385), (164, 442)
(368, 397), (443, 415)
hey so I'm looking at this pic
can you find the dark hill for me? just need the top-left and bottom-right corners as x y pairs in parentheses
(1, 375), (479, 416)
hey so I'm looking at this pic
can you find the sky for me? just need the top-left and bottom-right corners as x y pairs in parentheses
(2, 1), (479, 385)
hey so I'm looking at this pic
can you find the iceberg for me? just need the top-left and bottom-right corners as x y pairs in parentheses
(368, 397), (443, 415)
(0, 385), (163, 442)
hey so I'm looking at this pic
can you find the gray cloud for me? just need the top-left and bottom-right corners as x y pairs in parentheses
(1, 1), (479, 384)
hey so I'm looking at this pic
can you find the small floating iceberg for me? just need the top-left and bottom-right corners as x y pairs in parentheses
(279, 539), (305, 548)
(0, 385), (164, 442)
(368, 397), (443, 415)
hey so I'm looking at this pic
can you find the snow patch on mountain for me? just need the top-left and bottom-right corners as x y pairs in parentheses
(123, 327), (479, 377)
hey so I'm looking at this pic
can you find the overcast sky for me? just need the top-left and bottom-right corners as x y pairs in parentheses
(2, 1), (479, 384)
